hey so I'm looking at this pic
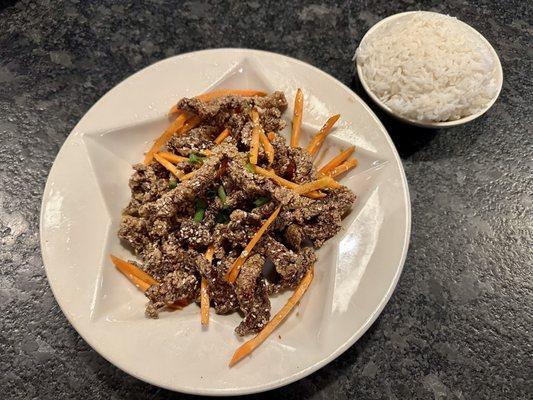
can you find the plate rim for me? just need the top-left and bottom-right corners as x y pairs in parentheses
(40, 48), (411, 396)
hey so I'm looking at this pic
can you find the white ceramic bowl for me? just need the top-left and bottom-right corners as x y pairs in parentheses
(355, 11), (503, 129)
(40, 48), (411, 395)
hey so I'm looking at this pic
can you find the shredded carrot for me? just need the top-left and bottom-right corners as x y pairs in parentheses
(180, 115), (202, 134)
(169, 89), (268, 115)
(201, 149), (213, 156)
(168, 105), (180, 115)
(179, 169), (197, 181)
(111, 254), (187, 309)
(144, 113), (188, 164)
(309, 191), (327, 199)
(226, 206), (281, 283)
(307, 114), (341, 156)
(214, 127), (231, 144)
(249, 110), (261, 165)
(319, 146), (355, 174)
(267, 131), (276, 141)
(295, 176), (341, 195)
(205, 245), (215, 262)
(290, 88), (303, 148)
(328, 158), (358, 178)
(110, 255), (159, 286)
(200, 246), (214, 326)
(229, 267), (314, 366)
(154, 153), (182, 178)
(129, 273), (152, 292)
(157, 151), (188, 164)
(253, 166), (326, 199)
(259, 131), (275, 164)
(168, 299), (189, 310)
(200, 278), (209, 325)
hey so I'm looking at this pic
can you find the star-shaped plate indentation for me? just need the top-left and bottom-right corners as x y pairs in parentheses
(81, 58), (390, 339)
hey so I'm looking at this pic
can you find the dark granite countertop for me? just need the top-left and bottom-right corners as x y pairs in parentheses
(1, 1), (531, 399)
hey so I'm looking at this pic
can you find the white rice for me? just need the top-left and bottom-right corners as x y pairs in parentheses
(356, 12), (498, 122)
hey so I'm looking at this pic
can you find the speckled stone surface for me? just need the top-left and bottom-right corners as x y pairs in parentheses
(1, 0), (531, 399)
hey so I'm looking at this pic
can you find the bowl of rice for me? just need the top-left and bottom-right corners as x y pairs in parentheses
(355, 11), (503, 128)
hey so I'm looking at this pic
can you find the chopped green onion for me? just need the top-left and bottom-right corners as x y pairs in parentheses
(217, 185), (227, 205)
(194, 199), (207, 222)
(215, 210), (231, 224)
(253, 196), (270, 207)
(189, 153), (206, 165)
(245, 162), (254, 173)
(168, 178), (177, 189)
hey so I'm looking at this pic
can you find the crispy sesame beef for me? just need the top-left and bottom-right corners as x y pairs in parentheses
(287, 147), (317, 183)
(235, 254), (270, 336)
(196, 254), (239, 314)
(117, 91), (355, 333)
(167, 125), (218, 154)
(269, 134), (291, 176)
(145, 269), (199, 318)
(285, 224), (304, 250)
(118, 215), (149, 255)
(256, 236), (317, 290)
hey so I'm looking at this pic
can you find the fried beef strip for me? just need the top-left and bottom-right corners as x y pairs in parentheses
(235, 254), (271, 336)
(145, 270), (199, 318)
(196, 254), (239, 314)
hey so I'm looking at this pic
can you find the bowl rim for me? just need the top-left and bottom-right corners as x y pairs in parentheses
(355, 10), (504, 129)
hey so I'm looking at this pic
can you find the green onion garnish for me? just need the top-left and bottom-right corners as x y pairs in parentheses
(254, 196), (270, 207)
(168, 178), (177, 189)
(245, 162), (254, 173)
(194, 199), (207, 222)
(189, 153), (206, 165)
(217, 185), (227, 205)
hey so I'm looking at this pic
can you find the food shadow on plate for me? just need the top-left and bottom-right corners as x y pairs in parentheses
(349, 76), (439, 159)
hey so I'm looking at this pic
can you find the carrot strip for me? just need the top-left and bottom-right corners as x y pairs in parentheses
(111, 255), (188, 310)
(200, 278), (209, 325)
(154, 153), (182, 178)
(158, 151), (188, 164)
(307, 114), (341, 156)
(144, 113), (188, 164)
(290, 88), (303, 148)
(201, 245), (215, 326)
(319, 146), (355, 174)
(129, 273), (152, 292)
(229, 267), (314, 367)
(259, 131), (275, 164)
(267, 131), (276, 141)
(226, 206), (281, 283)
(179, 170), (197, 181)
(169, 89), (268, 115)
(110, 255), (159, 286)
(179, 115), (202, 134)
(214, 128), (231, 144)
(205, 245), (215, 262)
(249, 110), (261, 165)
(168, 105), (180, 115)
(253, 166), (326, 199)
(295, 176), (341, 195)
(201, 149), (213, 156)
(328, 158), (358, 178)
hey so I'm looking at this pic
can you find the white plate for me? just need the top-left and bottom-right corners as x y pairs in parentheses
(356, 11), (503, 128)
(40, 49), (411, 396)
